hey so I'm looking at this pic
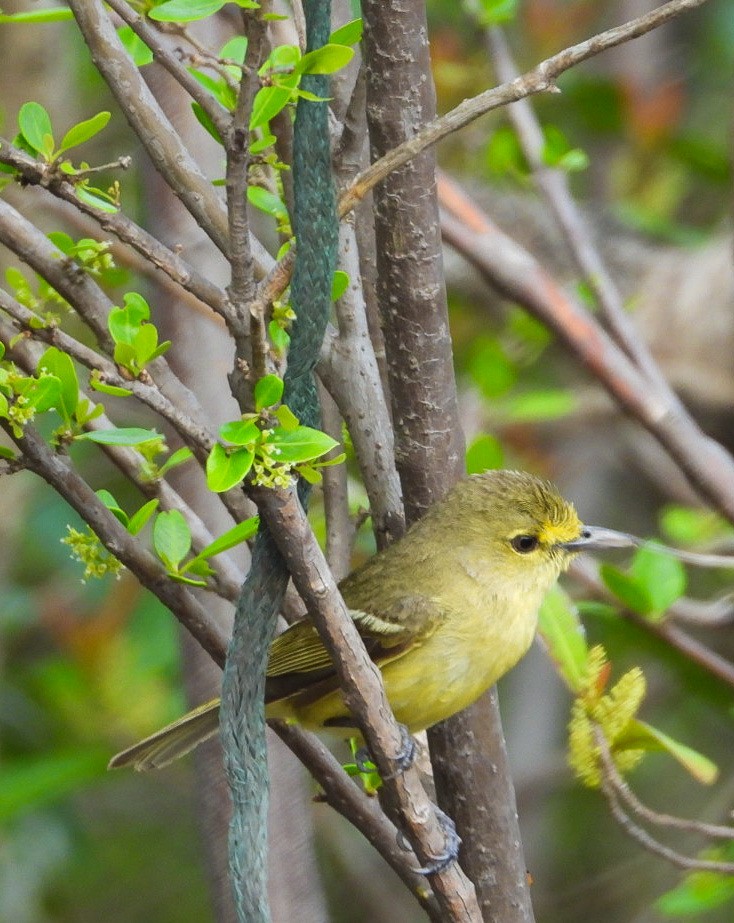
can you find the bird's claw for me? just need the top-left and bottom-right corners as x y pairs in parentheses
(354, 723), (416, 778)
(396, 806), (462, 876)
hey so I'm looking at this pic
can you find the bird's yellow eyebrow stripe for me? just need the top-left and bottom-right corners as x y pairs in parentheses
(538, 519), (581, 546)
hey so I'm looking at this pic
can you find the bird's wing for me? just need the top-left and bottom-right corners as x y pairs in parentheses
(265, 596), (444, 704)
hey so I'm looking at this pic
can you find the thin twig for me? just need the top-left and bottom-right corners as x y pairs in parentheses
(594, 726), (734, 874)
(0, 137), (236, 324)
(485, 26), (674, 395)
(340, 0), (710, 218)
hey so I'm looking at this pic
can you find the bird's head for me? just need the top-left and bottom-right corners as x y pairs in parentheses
(436, 470), (628, 593)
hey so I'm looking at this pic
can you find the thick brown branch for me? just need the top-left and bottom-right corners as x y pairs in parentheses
(251, 485), (482, 922)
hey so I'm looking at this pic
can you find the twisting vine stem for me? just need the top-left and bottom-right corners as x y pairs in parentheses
(218, 2), (338, 921)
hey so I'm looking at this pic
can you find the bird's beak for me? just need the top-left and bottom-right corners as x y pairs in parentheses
(562, 526), (638, 552)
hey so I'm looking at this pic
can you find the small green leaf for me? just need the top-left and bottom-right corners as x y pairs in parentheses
(109, 292), (150, 345)
(599, 563), (651, 615)
(538, 586), (588, 692)
(118, 25), (154, 66)
(331, 270), (349, 301)
(219, 419), (261, 446)
(206, 443), (254, 492)
(219, 35), (248, 63)
(254, 374), (284, 411)
(185, 516), (259, 570)
(191, 101), (224, 144)
(168, 572), (208, 587)
(468, 0), (519, 26)
(18, 101), (54, 158)
(89, 372), (133, 397)
(296, 44), (354, 76)
(76, 427), (162, 447)
(465, 433), (504, 474)
(656, 858), (734, 916)
(127, 498), (159, 535)
(267, 426), (338, 463)
(250, 85), (293, 129)
(153, 509), (192, 570)
(631, 545), (686, 617)
(249, 133), (276, 154)
(37, 346), (79, 424)
(58, 111), (111, 155)
(619, 719), (718, 785)
(149, 0), (225, 22)
(330, 18), (363, 46)
(75, 185), (119, 213)
(158, 446), (194, 476)
(0, 7), (74, 22)
(0, 445), (16, 460)
(268, 320), (290, 354)
(96, 488), (129, 527)
(247, 185), (289, 222)
(274, 404), (299, 431)
(660, 504), (729, 547)
(503, 389), (576, 421)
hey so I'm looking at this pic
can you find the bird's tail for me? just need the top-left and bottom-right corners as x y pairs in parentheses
(108, 698), (221, 771)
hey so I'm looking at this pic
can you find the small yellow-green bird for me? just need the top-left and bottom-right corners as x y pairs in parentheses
(110, 469), (625, 771)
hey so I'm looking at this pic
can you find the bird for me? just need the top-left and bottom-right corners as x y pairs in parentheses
(109, 469), (622, 771)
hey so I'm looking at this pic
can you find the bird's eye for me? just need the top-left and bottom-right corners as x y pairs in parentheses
(510, 534), (539, 554)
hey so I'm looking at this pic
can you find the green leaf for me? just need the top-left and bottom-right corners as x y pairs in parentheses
(206, 443), (254, 492)
(631, 545), (686, 617)
(296, 43), (354, 76)
(267, 426), (338, 463)
(599, 563), (651, 615)
(268, 320), (290, 354)
(96, 488), (129, 527)
(485, 124), (528, 179)
(250, 85), (293, 129)
(191, 101), (224, 144)
(158, 446), (194, 476)
(274, 404), (299, 431)
(254, 374), (284, 411)
(247, 185), (289, 222)
(468, 0), (519, 26)
(657, 860), (734, 916)
(0, 445), (16, 460)
(168, 572), (208, 587)
(75, 185), (119, 213)
(465, 433), (504, 474)
(127, 498), (159, 535)
(58, 111), (111, 155)
(185, 515), (259, 569)
(153, 509), (192, 570)
(18, 101), (54, 158)
(76, 426), (162, 447)
(18, 374), (61, 413)
(0, 749), (107, 822)
(467, 336), (516, 398)
(89, 372), (133, 397)
(219, 35), (248, 63)
(149, 0), (225, 22)
(0, 7), (74, 22)
(249, 133), (277, 154)
(330, 18), (363, 46)
(37, 346), (79, 424)
(219, 419), (261, 446)
(502, 389), (576, 422)
(660, 504), (729, 547)
(331, 269), (349, 301)
(619, 719), (718, 785)
(108, 292), (150, 344)
(537, 586), (588, 692)
(118, 25), (154, 66)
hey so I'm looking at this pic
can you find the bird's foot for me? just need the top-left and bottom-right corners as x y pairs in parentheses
(354, 723), (416, 779)
(397, 806), (462, 875)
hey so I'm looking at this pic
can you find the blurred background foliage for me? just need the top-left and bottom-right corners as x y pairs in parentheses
(1, 0), (733, 921)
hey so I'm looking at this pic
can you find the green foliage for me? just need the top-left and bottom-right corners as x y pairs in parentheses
(465, 432), (504, 473)
(16, 101), (110, 162)
(463, 0), (519, 27)
(601, 544), (687, 620)
(657, 845), (734, 917)
(205, 373), (343, 493)
(107, 292), (171, 376)
(538, 586), (588, 693)
(152, 508), (259, 586)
